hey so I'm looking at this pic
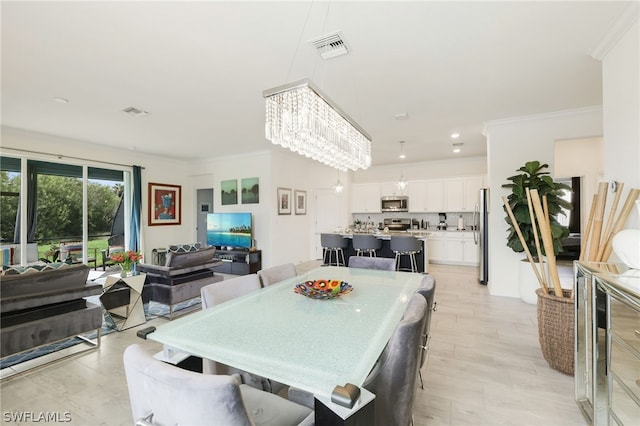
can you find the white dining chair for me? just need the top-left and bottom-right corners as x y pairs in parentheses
(123, 344), (314, 426)
(200, 274), (285, 393)
(258, 263), (297, 287)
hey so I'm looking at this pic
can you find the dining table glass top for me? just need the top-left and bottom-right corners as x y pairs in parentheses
(149, 266), (425, 398)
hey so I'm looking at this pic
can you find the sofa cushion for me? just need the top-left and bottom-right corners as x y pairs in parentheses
(2, 262), (70, 276)
(1, 264), (90, 302)
(167, 243), (202, 254)
(165, 246), (216, 269)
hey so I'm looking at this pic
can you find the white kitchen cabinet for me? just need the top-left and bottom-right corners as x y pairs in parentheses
(351, 183), (381, 213)
(444, 178), (465, 211)
(429, 231), (479, 266)
(444, 176), (485, 212)
(407, 181), (427, 212)
(380, 182), (405, 197)
(425, 179), (445, 212)
(427, 232), (445, 262)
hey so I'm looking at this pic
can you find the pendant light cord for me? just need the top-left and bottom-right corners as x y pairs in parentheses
(285, 1), (316, 83)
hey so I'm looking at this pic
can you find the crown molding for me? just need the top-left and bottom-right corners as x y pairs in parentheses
(482, 105), (603, 135)
(590, 2), (639, 61)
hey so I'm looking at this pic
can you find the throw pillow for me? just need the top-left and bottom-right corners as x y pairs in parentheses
(0, 247), (14, 266)
(167, 243), (202, 253)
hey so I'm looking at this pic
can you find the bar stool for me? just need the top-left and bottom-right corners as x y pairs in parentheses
(321, 233), (348, 266)
(352, 234), (382, 257)
(390, 235), (421, 272)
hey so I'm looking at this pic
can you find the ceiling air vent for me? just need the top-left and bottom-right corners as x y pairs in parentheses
(309, 32), (349, 59)
(122, 106), (149, 116)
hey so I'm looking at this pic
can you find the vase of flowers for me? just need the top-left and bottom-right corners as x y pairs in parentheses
(110, 250), (143, 277)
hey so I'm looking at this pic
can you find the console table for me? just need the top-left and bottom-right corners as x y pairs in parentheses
(213, 249), (261, 275)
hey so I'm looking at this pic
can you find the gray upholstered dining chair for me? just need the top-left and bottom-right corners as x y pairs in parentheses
(123, 344), (314, 426)
(348, 256), (396, 271)
(288, 294), (427, 426)
(362, 294), (427, 426)
(200, 274), (284, 393)
(258, 263), (297, 287)
(415, 274), (437, 389)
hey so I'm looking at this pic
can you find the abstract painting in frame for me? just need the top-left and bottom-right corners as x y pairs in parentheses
(277, 187), (292, 215)
(149, 182), (181, 226)
(294, 190), (307, 215)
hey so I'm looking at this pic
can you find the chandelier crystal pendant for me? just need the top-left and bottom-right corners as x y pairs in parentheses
(263, 79), (372, 171)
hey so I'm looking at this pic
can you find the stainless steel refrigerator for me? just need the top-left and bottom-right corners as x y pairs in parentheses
(474, 188), (489, 284)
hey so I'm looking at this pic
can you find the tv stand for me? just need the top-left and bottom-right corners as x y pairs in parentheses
(213, 248), (262, 275)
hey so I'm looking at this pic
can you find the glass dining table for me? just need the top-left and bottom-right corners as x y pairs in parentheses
(148, 266), (425, 416)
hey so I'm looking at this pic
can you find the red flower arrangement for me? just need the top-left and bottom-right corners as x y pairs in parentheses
(110, 250), (143, 273)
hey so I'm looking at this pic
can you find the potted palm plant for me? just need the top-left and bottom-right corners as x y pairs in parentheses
(502, 160), (574, 375)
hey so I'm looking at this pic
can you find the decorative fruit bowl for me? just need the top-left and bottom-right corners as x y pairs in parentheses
(294, 279), (353, 300)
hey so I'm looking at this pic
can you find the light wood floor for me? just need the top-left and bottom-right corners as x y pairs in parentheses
(0, 264), (586, 425)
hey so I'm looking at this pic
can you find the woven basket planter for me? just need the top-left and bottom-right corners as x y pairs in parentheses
(535, 288), (574, 376)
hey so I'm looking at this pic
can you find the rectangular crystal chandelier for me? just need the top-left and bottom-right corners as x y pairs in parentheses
(263, 79), (372, 171)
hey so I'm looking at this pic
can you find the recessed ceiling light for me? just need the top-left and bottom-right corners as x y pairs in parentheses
(452, 142), (463, 153)
(395, 113), (409, 120)
(53, 97), (69, 104)
(451, 133), (460, 139)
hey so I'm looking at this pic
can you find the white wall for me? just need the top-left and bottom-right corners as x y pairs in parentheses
(484, 107), (603, 298)
(601, 16), (639, 229)
(188, 149), (346, 268)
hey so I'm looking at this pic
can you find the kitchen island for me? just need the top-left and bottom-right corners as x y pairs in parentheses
(325, 232), (430, 273)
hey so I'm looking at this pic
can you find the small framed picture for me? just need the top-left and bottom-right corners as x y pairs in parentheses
(241, 177), (260, 204)
(221, 179), (238, 205)
(294, 190), (307, 215)
(149, 182), (181, 226)
(277, 187), (292, 215)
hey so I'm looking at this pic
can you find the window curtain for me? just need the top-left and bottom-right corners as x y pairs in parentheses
(129, 165), (142, 251)
(13, 162), (37, 243)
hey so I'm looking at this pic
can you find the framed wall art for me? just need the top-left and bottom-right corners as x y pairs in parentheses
(221, 179), (238, 205)
(149, 182), (181, 226)
(277, 187), (292, 215)
(294, 190), (307, 215)
(241, 177), (259, 204)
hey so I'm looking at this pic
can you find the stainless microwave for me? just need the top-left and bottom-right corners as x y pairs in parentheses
(381, 196), (408, 212)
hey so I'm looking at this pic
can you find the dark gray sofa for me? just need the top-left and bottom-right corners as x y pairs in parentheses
(1, 264), (103, 359)
(137, 246), (223, 319)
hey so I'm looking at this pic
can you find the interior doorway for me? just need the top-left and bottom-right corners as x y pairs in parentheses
(196, 188), (213, 246)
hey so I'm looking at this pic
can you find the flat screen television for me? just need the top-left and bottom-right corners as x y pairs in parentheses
(206, 212), (252, 249)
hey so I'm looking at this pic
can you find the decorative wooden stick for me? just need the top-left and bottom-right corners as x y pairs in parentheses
(580, 194), (597, 261)
(502, 196), (546, 290)
(530, 190), (563, 297)
(601, 188), (640, 261)
(588, 182), (609, 261)
(596, 182), (624, 261)
(526, 188), (547, 290)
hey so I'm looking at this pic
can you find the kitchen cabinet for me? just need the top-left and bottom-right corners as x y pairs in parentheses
(429, 231), (478, 266)
(352, 183), (381, 213)
(427, 232), (445, 262)
(445, 176), (484, 212)
(407, 181), (427, 212)
(380, 182), (404, 197)
(425, 179), (445, 212)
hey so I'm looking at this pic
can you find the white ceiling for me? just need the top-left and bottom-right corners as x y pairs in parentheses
(0, 1), (630, 167)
